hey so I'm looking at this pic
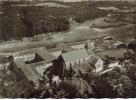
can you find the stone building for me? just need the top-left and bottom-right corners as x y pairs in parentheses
(52, 49), (91, 76)
(13, 58), (42, 83)
(88, 56), (104, 73)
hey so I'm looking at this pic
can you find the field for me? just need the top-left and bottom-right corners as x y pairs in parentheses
(108, 24), (136, 41)
(0, 40), (56, 53)
(52, 20), (107, 43)
(96, 48), (127, 58)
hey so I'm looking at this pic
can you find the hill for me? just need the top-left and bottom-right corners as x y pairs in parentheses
(108, 24), (136, 41)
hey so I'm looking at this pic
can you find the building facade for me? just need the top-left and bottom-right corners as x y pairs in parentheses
(53, 49), (91, 76)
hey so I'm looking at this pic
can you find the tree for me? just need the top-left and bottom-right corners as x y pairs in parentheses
(93, 68), (133, 98)
(63, 67), (75, 79)
(57, 77), (94, 98)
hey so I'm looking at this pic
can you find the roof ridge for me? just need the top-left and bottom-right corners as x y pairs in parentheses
(61, 49), (90, 62)
(62, 48), (87, 55)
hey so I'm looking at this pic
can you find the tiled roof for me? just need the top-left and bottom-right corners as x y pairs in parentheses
(88, 56), (99, 66)
(61, 49), (90, 62)
(14, 59), (42, 82)
(36, 48), (56, 61)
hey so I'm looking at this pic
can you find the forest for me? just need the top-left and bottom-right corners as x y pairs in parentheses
(0, 0), (128, 41)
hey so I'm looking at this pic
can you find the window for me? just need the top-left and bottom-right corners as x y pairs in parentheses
(69, 62), (72, 67)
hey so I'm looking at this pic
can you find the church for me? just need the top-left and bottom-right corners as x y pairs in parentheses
(52, 48), (92, 76)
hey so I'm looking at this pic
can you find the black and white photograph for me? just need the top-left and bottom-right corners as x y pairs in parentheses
(0, 0), (136, 99)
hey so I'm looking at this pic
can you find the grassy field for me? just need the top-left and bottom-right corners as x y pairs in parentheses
(0, 40), (56, 53)
(91, 17), (128, 28)
(108, 24), (136, 41)
(96, 48), (127, 59)
(51, 19), (108, 43)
